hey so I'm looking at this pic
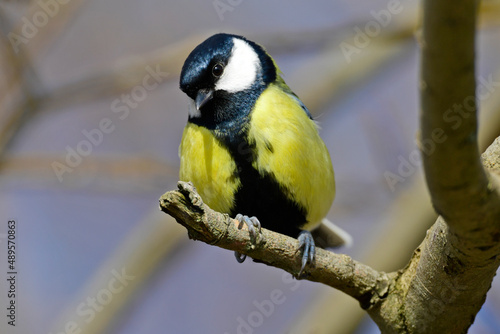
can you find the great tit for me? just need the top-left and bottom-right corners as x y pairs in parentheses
(179, 33), (350, 274)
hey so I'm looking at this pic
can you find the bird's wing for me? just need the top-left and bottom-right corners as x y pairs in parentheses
(248, 82), (335, 228)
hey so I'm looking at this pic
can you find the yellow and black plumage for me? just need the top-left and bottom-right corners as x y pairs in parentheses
(179, 33), (350, 273)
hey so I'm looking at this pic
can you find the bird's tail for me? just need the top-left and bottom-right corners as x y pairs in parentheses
(311, 218), (352, 249)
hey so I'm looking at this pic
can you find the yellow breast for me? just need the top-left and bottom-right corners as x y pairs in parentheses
(179, 123), (240, 213)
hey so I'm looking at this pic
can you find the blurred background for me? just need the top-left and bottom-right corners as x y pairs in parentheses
(0, 0), (499, 333)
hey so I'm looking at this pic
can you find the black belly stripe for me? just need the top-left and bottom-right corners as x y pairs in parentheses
(231, 166), (307, 238)
(224, 136), (307, 239)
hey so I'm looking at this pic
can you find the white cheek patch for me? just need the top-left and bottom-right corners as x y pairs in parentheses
(215, 38), (260, 93)
(187, 98), (201, 118)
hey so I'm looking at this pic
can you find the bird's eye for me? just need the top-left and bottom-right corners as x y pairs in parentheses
(212, 63), (224, 77)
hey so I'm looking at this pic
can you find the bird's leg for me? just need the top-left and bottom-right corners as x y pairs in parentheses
(297, 230), (315, 276)
(234, 214), (262, 263)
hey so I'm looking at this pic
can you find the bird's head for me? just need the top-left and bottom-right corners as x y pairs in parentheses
(180, 33), (276, 120)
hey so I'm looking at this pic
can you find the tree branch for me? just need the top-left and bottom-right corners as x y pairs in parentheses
(418, 0), (500, 273)
(362, 0), (500, 332)
(420, 0), (500, 230)
(159, 181), (393, 309)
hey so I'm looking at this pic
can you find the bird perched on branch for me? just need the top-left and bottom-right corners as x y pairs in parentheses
(178, 33), (350, 274)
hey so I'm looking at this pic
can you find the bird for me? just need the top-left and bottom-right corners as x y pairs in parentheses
(178, 33), (351, 274)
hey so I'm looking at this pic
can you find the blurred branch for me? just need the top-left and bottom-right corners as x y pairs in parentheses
(288, 9), (417, 116)
(480, 0), (500, 28)
(478, 68), (500, 151)
(160, 181), (393, 308)
(1, 0), (497, 162)
(13, 0), (89, 57)
(0, 54), (41, 160)
(0, 0), (88, 158)
(49, 210), (187, 334)
(40, 27), (409, 113)
(0, 8), (43, 158)
(290, 36), (413, 117)
(39, 33), (210, 111)
(3, 0), (496, 142)
(0, 154), (178, 193)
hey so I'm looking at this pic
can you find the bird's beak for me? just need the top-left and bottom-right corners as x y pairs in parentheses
(195, 89), (214, 110)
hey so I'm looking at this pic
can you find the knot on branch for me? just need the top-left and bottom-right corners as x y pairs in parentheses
(159, 181), (215, 241)
(177, 181), (205, 210)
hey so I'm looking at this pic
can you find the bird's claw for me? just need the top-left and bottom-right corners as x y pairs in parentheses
(234, 251), (246, 263)
(297, 231), (315, 277)
(233, 214), (262, 263)
(235, 214), (261, 241)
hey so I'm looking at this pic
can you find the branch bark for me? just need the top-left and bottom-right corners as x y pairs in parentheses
(160, 181), (393, 310)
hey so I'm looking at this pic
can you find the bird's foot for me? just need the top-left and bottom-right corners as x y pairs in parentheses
(234, 214), (262, 263)
(297, 230), (316, 277)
